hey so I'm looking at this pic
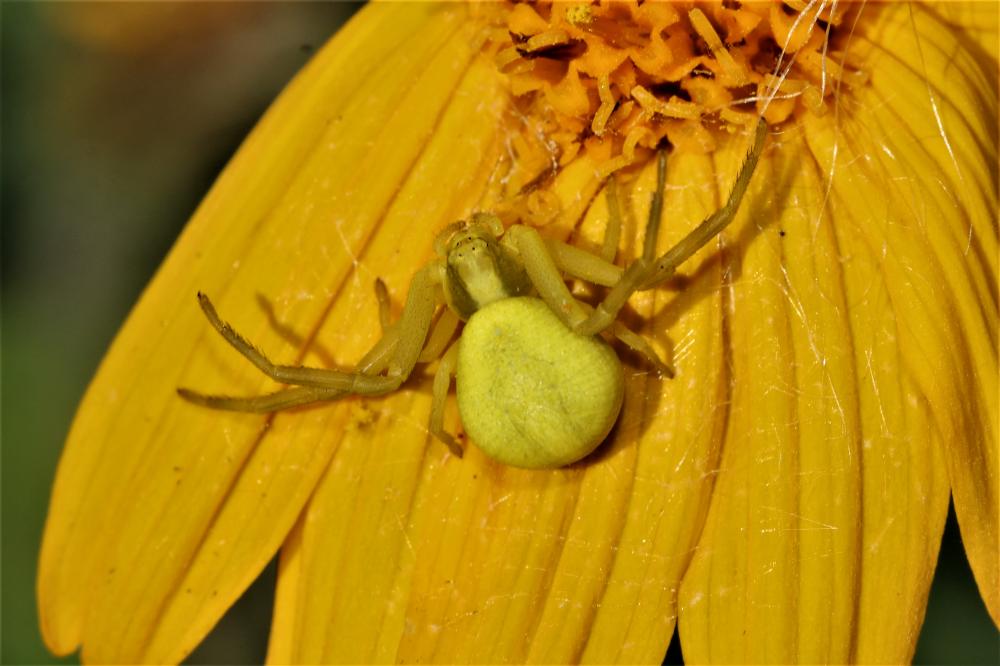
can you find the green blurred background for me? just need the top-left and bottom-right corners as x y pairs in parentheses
(1, 2), (996, 664)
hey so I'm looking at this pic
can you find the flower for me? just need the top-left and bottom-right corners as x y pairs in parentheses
(38, 1), (997, 663)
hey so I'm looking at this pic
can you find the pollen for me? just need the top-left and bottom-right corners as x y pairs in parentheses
(489, 0), (866, 174)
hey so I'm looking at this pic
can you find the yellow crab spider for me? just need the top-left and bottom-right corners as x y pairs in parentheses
(179, 119), (767, 468)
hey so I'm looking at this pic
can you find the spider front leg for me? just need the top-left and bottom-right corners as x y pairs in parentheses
(503, 224), (591, 329)
(535, 176), (628, 289)
(178, 264), (441, 412)
(575, 118), (768, 336)
(503, 224), (674, 374)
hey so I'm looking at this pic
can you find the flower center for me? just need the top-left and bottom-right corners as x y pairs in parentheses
(487, 0), (867, 177)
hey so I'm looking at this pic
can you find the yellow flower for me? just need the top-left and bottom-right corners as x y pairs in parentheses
(38, 1), (997, 663)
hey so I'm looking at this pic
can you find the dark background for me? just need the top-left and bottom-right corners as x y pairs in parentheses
(1, 2), (996, 664)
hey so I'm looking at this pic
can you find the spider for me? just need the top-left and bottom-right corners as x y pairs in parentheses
(179, 119), (767, 469)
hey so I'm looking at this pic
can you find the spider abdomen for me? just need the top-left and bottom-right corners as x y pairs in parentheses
(456, 297), (624, 469)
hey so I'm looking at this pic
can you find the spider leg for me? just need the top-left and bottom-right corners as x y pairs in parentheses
(188, 291), (399, 393)
(543, 238), (623, 287)
(418, 307), (460, 363)
(382, 264), (440, 379)
(503, 225), (590, 329)
(179, 265), (442, 411)
(640, 117), (768, 289)
(177, 385), (350, 413)
(612, 322), (675, 378)
(428, 341), (463, 457)
(536, 174), (628, 288)
(575, 118), (767, 336)
(500, 228), (675, 375)
(360, 280), (458, 372)
(572, 149), (668, 336)
(601, 175), (623, 262)
(355, 326), (399, 375)
(374, 278), (392, 331)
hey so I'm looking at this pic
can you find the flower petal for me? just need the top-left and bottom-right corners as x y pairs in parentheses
(929, 2), (999, 60)
(843, 1), (998, 628)
(678, 2), (997, 661)
(803, 112), (955, 662)
(678, 125), (867, 663)
(37, 3), (480, 662)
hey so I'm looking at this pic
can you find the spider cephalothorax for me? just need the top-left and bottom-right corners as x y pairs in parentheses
(440, 214), (531, 320)
(179, 119), (767, 468)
